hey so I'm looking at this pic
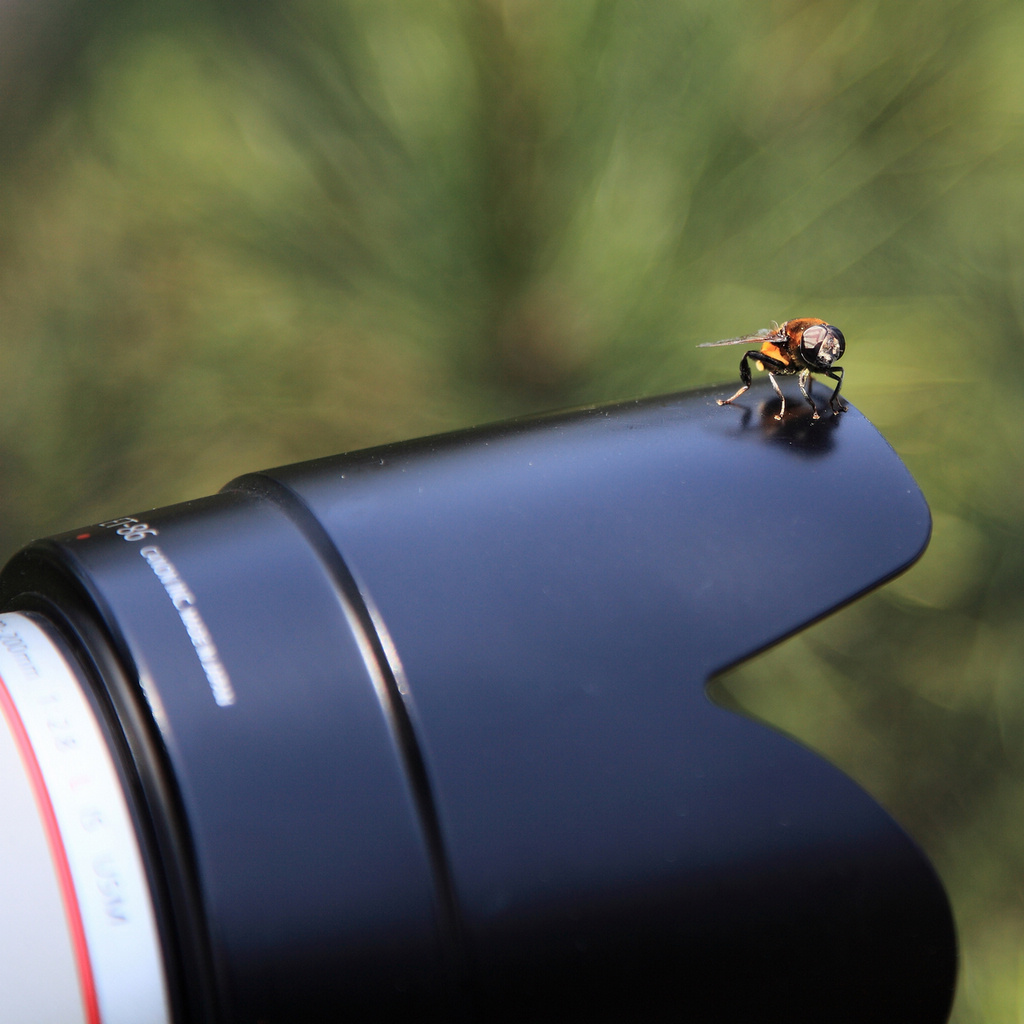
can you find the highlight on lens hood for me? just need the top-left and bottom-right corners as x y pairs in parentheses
(0, 383), (955, 1024)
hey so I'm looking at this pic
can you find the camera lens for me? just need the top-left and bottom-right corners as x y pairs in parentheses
(0, 388), (956, 1024)
(2, 490), (454, 1023)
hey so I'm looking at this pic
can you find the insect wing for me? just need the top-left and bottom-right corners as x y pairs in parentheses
(697, 329), (772, 349)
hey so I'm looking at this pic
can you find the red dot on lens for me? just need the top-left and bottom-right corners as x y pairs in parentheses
(76, 533), (91, 540)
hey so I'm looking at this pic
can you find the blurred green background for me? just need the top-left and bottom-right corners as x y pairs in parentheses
(1, 0), (1022, 1019)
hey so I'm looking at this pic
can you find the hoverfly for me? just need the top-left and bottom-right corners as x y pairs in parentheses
(700, 318), (846, 420)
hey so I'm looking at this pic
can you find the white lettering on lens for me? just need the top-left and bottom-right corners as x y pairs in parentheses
(98, 516), (159, 541)
(139, 545), (237, 707)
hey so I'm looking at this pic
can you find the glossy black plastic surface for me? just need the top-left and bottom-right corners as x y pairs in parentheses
(248, 381), (952, 1022)
(0, 380), (956, 1023)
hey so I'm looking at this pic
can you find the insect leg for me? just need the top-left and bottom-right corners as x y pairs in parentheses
(716, 350), (760, 406)
(824, 366), (846, 413)
(744, 351), (791, 420)
(767, 372), (787, 420)
(798, 369), (819, 419)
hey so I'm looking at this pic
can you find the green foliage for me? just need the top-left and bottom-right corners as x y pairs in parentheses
(2, 2), (1023, 1017)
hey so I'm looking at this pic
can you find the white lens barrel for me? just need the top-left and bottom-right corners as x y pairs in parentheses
(0, 612), (170, 1024)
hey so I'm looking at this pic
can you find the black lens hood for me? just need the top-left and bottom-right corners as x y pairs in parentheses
(0, 381), (956, 1023)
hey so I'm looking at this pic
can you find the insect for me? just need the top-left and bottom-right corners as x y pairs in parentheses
(699, 318), (847, 420)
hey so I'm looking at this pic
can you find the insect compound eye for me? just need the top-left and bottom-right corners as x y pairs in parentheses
(800, 323), (845, 369)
